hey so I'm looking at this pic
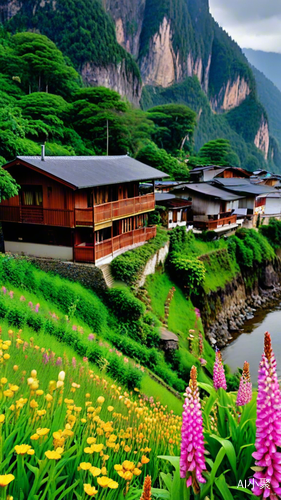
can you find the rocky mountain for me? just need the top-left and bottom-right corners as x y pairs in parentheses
(243, 48), (281, 94)
(0, 0), (280, 171)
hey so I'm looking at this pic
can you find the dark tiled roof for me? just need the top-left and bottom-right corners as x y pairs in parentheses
(11, 155), (169, 188)
(212, 178), (276, 195)
(172, 183), (244, 201)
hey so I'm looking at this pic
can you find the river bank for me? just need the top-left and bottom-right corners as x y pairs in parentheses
(197, 259), (281, 348)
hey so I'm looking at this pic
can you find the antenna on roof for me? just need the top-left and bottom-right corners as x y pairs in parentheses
(41, 145), (45, 162)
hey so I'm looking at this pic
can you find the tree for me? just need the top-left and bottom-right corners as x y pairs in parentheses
(0, 160), (19, 202)
(147, 104), (197, 154)
(198, 139), (232, 165)
(136, 141), (190, 180)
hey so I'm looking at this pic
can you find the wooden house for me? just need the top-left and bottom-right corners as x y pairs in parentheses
(155, 193), (192, 229)
(0, 152), (168, 264)
(189, 166), (250, 183)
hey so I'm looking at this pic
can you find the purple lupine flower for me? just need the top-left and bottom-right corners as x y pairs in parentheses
(213, 349), (227, 391)
(9, 291), (14, 299)
(42, 353), (49, 364)
(35, 303), (40, 313)
(195, 308), (201, 319)
(252, 332), (281, 498)
(88, 334), (95, 341)
(236, 361), (252, 406)
(2, 286), (6, 294)
(180, 366), (206, 493)
(56, 357), (62, 366)
(72, 357), (77, 368)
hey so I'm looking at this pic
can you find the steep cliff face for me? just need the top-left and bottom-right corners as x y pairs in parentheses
(81, 60), (142, 107)
(211, 76), (251, 112)
(2, 0), (142, 105)
(254, 115), (270, 160)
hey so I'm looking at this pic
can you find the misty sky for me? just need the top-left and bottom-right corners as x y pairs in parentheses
(209, 0), (281, 52)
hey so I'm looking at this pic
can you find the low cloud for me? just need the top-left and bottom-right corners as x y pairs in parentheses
(209, 0), (281, 52)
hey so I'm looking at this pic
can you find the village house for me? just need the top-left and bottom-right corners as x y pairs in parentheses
(171, 183), (242, 232)
(189, 165), (250, 183)
(155, 193), (192, 229)
(0, 152), (168, 265)
(210, 178), (278, 222)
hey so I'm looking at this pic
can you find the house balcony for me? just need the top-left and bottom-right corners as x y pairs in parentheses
(74, 226), (157, 263)
(0, 193), (155, 228)
(189, 213), (238, 231)
(93, 193), (155, 225)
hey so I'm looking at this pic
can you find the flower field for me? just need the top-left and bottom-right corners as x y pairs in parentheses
(0, 326), (181, 499)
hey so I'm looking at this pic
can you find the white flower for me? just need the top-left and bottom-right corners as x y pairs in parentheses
(58, 371), (65, 382)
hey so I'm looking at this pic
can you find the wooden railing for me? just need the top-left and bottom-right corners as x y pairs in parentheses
(94, 193), (155, 224)
(190, 214), (237, 230)
(75, 208), (93, 226)
(74, 245), (94, 263)
(75, 226), (157, 263)
(0, 205), (75, 227)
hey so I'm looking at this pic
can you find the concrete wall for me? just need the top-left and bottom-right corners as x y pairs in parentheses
(5, 241), (73, 261)
(137, 241), (169, 287)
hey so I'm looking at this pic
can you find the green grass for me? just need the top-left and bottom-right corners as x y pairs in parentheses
(140, 374), (183, 415)
(145, 270), (215, 377)
(201, 249), (239, 292)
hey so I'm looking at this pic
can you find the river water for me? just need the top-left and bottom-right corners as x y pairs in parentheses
(222, 300), (281, 385)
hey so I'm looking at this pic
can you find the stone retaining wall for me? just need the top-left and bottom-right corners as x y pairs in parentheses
(137, 241), (169, 288)
(14, 255), (107, 296)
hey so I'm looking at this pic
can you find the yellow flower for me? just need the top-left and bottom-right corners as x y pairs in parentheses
(0, 474), (15, 487)
(30, 400), (38, 409)
(85, 393), (91, 398)
(3, 390), (13, 398)
(107, 406), (114, 412)
(31, 370), (37, 378)
(97, 396), (105, 405)
(0, 378), (7, 385)
(37, 410), (46, 417)
(84, 484), (98, 496)
(114, 464), (123, 472)
(13, 365), (18, 371)
(123, 471), (133, 481)
(79, 463), (92, 471)
(124, 445), (131, 452)
(30, 434), (39, 441)
(86, 437), (96, 445)
(97, 476), (111, 488)
(14, 444), (34, 455)
(133, 468), (142, 476)
(123, 461), (135, 471)
(36, 390), (44, 396)
(45, 394), (53, 402)
(0, 415), (5, 424)
(9, 385), (19, 392)
(45, 450), (61, 460)
(36, 428), (50, 437)
(90, 467), (101, 477)
(108, 480), (118, 489)
(3, 354), (10, 360)
(84, 447), (93, 454)
(101, 467), (107, 475)
(141, 456), (150, 464)
(91, 443), (103, 453)
(81, 418), (87, 423)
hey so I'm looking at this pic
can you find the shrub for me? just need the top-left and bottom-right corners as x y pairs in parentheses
(26, 312), (45, 332)
(111, 228), (168, 285)
(169, 226), (188, 252)
(6, 306), (26, 328)
(169, 252), (205, 294)
(106, 287), (145, 321)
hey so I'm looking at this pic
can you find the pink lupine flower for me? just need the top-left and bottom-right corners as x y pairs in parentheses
(20, 295), (26, 302)
(83, 357), (88, 363)
(35, 303), (40, 313)
(56, 357), (62, 366)
(72, 357), (77, 368)
(236, 361), (252, 406)
(195, 308), (201, 319)
(1, 286), (6, 294)
(28, 301), (33, 309)
(252, 332), (281, 499)
(9, 291), (14, 299)
(199, 358), (207, 367)
(213, 349), (227, 391)
(42, 353), (49, 364)
(88, 334), (95, 341)
(72, 325), (77, 331)
(180, 366), (207, 493)
(124, 357), (129, 363)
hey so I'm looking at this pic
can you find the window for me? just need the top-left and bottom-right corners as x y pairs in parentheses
(87, 192), (93, 208)
(22, 186), (43, 206)
(173, 211), (178, 223)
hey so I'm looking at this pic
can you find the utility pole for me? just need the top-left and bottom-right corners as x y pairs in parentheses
(106, 119), (109, 156)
